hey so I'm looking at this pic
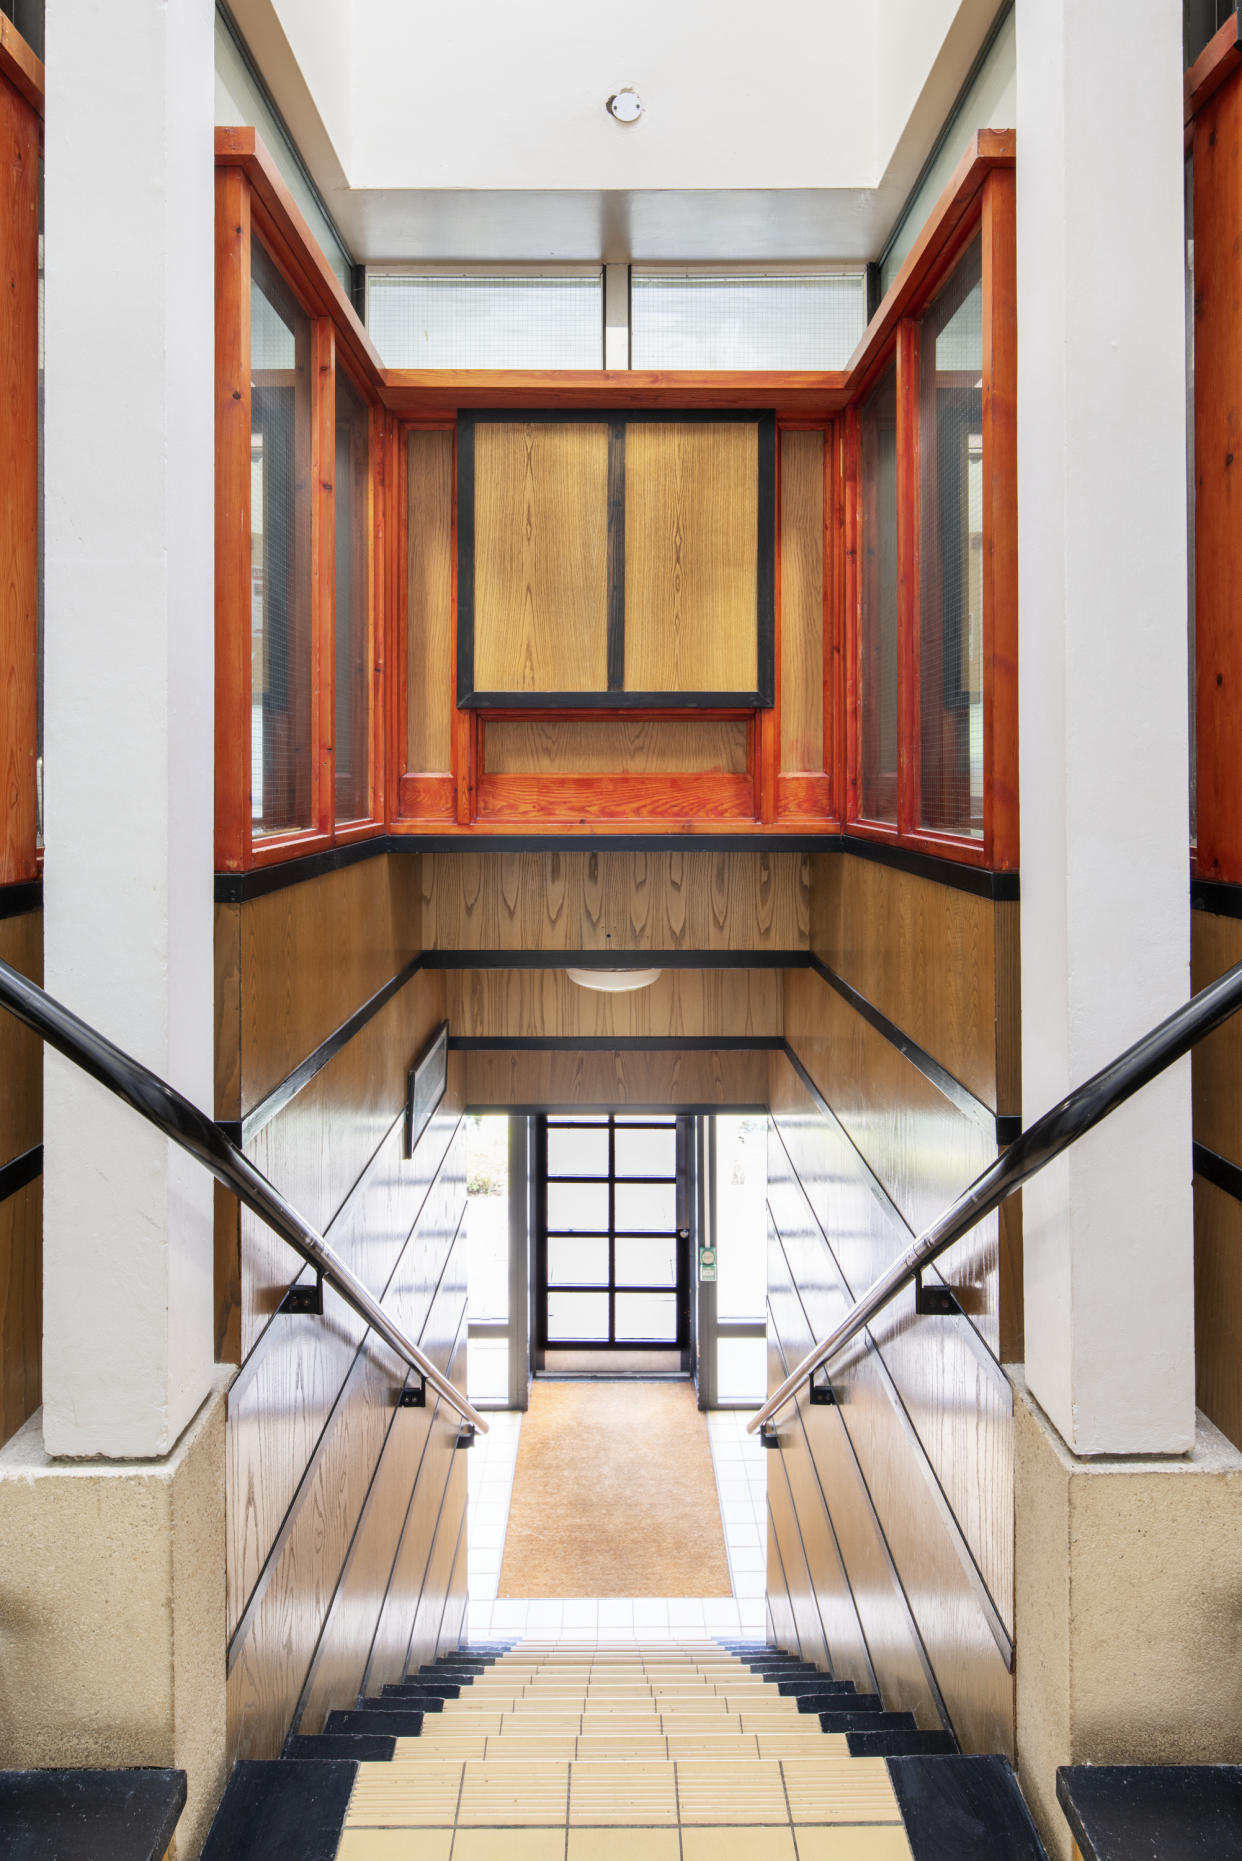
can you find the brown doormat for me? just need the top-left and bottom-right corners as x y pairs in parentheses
(496, 1379), (733, 1598)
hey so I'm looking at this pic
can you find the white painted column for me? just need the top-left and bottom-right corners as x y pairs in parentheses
(1016, 0), (1194, 1454)
(42, 0), (217, 1456)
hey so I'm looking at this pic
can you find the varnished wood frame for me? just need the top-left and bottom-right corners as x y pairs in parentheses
(455, 409), (777, 712)
(214, 131), (386, 873)
(0, 23), (42, 889)
(844, 156), (1018, 873)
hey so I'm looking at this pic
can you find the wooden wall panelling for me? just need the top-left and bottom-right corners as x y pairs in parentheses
(768, 1179), (1014, 1754)
(766, 1509), (799, 1655)
(214, 163), (253, 874)
(896, 320), (921, 839)
(439, 1498), (470, 1658)
(443, 966), (782, 1041)
(624, 422), (759, 695)
(226, 1167), (468, 1758)
(296, 1316), (467, 1733)
(226, 1101), (464, 1633)
(235, 852), (422, 1114)
(1194, 72), (1242, 882)
(0, 1175), (40, 1447)
(311, 318), (335, 843)
(765, 1390), (832, 1674)
(0, 907), (42, 1165)
(1194, 1172), (1242, 1449)
(767, 1230), (943, 1729)
(0, 73), (39, 887)
(981, 168), (1019, 871)
(810, 851), (999, 1108)
(472, 771), (756, 826)
(470, 420), (610, 695)
(421, 850), (811, 952)
(406, 1445), (469, 1677)
(482, 719), (749, 775)
(769, 1057), (1012, 1627)
(778, 431), (826, 775)
(405, 428), (456, 774)
(464, 1047), (771, 1111)
(1191, 908), (1242, 1167)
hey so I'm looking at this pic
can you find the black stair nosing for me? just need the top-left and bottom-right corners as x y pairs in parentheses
(778, 1679), (860, 1697)
(820, 1710), (919, 1733)
(888, 1754), (1048, 1861)
(0, 1768), (186, 1861)
(200, 1760), (356, 1861)
(354, 1694), (445, 1713)
(324, 1709), (425, 1736)
(800, 1692), (883, 1715)
(1056, 1763), (1242, 1861)
(283, 1734), (397, 1764)
(848, 1730), (959, 1758)
(382, 1682), (461, 1700)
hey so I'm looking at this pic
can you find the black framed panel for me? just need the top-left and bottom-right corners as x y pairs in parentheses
(457, 409), (776, 711)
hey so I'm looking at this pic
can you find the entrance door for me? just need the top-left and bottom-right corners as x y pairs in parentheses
(534, 1113), (692, 1369)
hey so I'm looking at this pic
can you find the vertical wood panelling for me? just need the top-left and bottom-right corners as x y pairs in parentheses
(408, 1449), (469, 1676)
(0, 907), (42, 1165)
(765, 1509), (800, 1656)
(0, 1175), (40, 1447)
(779, 430), (826, 774)
(765, 1402), (832, 1675)
(1194, 1172), (1242, 1449)
(1191, 908), (1242, 1168)
(482, 719), (749, 775)
(406, 429), (455, 773)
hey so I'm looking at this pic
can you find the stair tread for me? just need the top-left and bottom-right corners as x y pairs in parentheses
(285, 1735), (397, 1763)
(0, 1768), (186, 1861)
(888, 1754), (1048, 1861)
(201, 1760), (355, 1861)
(1056, 1764), (1242, 1861)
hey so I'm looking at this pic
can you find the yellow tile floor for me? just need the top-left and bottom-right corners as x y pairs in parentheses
(334, 1640), (915, 1860)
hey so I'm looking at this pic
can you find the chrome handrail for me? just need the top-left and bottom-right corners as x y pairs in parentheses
(750, 956), (1242, 1436)
(0, 958), (488, 1435)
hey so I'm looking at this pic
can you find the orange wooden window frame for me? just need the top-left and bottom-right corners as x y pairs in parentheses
(0, 21), (42, 891)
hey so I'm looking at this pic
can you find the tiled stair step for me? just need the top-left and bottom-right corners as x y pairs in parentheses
(200, 1760), (356, 1861)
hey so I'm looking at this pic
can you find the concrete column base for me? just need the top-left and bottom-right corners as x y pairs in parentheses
(0, 1369), (231, 1859)
(1013, 1368), (1242, 1860)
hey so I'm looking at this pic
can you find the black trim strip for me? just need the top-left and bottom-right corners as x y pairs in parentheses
(423, 949), (809, 970)
(450, 1035), (783, 1053)
(606, 419), (626, 692)
(461, 687), (770, 711)
(469, 1102), (769, 1117)
(214, 833), (1019, 902)
(240, 956), (425, 1145)
(807, 955), (1005, 1139)
(1194, 1140), (1242, 1204)
(0, 1144), (42, 1204)
(1192, 875), (1242, 919)
(0, 881), (41, 922)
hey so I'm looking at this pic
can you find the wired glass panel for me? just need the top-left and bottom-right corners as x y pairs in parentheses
(918, 237), (984, 840)
(366, 273), (603, 368)
(858, 363), (899, 823)
(250, 243), (314, 837)
(334, 370), (371, 823)
(631, 271), (867, 369)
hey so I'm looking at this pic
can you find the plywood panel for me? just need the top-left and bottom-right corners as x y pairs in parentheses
(406, 429), (455, 772)
(0, 1175), (40, 1448)
(423, 850), (810, 952)
(0, 906), (41, 1166)
(237, 852), (423, 1114)
(444, 966), (781, 1040)
(1191, 908), (1242, 1168)
(472, 421), (609, 693)
(1194, 1172), (1242, 1451)
(408, 1448), (468, 1675)
(811, 850), (1000, 1109)
(484, 718), (748, 775)
(780, 430), (825, 773)
(625, 421), (758, 693)
(214, 902), (242, 1123)
(465, 1046), (770, 1110)
(766, 1415), (831, 1674)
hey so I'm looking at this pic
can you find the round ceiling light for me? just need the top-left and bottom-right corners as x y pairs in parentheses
(606, 87), (644, 124)
(566, 967), (662, 992)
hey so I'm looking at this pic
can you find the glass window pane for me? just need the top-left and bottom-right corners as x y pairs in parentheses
(547, 1291), (611, 1341)
(251, 243), (314, 837)
(717, 1335), (767, 1405)
(547, 1181), (610, 1233)
(615, 1181), (677, 1233)
(715, 1116), (768, 1320)
(367, 273), (604, 368)
(919, 237), (984, 841)
(467, 1116), (509, 1322)
(858, 362), (899, 825)
(548, 1125), (610, 1178)
(334, 370), (371, 823)
(615, 1237), (677, 1288)
(631, 272), (867, 370)
(615, 1292), (677, 1342)
(614, 1125), (676, 1178)
(548, 1236), (610, 1287)
(468, 1337), (509, 1404)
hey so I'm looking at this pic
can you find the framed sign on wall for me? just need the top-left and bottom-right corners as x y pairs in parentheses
(405, 1021), (449, 1159)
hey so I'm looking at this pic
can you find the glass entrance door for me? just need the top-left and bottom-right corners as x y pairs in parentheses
(534, 1113), (692, 1365)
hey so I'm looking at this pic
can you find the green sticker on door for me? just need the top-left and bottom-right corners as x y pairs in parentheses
(699, 1246), (717, 1283)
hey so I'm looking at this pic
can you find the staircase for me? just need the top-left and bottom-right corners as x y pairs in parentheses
(202, 1637), (1048, 1859)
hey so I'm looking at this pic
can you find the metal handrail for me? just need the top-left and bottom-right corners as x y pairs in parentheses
(750, 957), (1242, 1436)
(0, 958), (488, 1435)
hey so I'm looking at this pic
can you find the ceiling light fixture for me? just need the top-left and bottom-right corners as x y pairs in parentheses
(566, 966), (662, 992)
(606, 87), (644, 124)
